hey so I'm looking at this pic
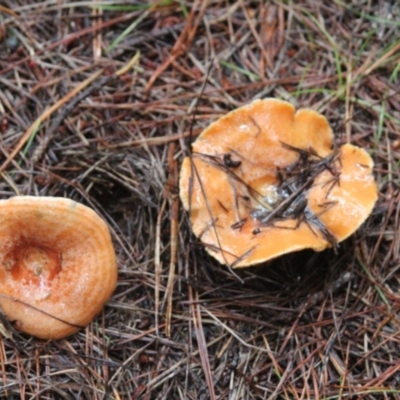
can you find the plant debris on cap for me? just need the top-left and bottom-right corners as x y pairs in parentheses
(0, 196), (117, 339)
(180, 98), (378, 268)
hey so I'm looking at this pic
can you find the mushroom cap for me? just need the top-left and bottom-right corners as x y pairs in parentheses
(0, 196), (117, 339)
(180, 98), (377, 268)
(307, 143), (377, 239)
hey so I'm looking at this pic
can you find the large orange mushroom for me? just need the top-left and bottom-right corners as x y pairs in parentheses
(180, 99), (377, 268)
(0, 196), (117, 339)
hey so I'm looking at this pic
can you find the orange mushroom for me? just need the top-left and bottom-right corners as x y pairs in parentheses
(180, 99), (377, 268)
(0, 196), (117, 339)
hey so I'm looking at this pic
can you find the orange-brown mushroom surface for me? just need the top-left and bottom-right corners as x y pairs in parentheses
(0, 196), (117, 339)
(180, 99), (377, 268)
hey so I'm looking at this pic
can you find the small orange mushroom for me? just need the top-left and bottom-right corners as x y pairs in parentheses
(0, 196), (117, 339)
(180, 99), (377, 268)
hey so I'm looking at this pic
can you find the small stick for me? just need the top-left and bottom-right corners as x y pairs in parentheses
(164, 143), (179, 338)
(154, 198), (167, 336)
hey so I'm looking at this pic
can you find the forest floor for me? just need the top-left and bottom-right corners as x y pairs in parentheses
(1, 1), (400, 399)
